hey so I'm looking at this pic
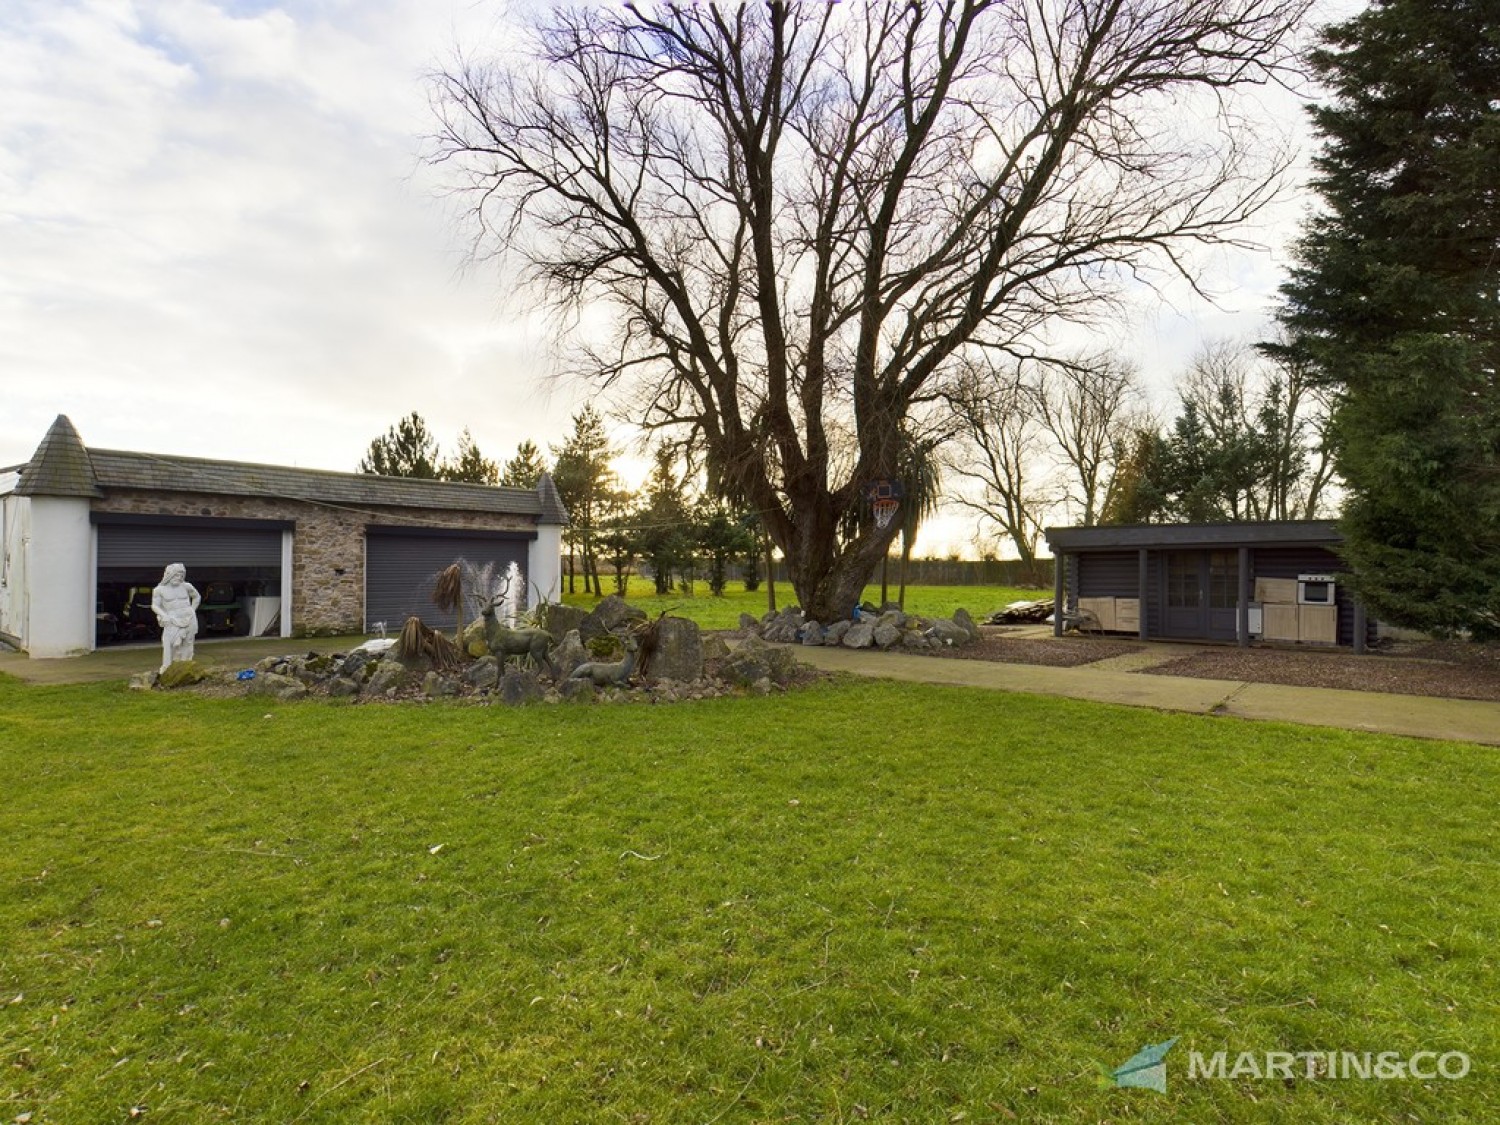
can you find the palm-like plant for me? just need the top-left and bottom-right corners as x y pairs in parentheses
(894, 431), (945, 611)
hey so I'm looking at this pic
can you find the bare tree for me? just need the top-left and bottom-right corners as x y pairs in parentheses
(1034, 354), (1151, 525)
(945, 359), (1055, 568)
(428, 0), (1309, 619)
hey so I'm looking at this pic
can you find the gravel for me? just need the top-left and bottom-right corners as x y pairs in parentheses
(1139, 642), (1500, 702)
(918, 630), (1143, 667)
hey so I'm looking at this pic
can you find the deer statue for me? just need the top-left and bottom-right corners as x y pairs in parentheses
(480, 596), (555, 675)
(570, 635), (639, 687)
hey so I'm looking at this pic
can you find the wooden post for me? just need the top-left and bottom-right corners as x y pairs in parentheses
(1138, 547), (1149, 641)
(1237, 545), (1251, 648)
(1352, 597), (1367, 654)
(1053, 553), (1066, 637)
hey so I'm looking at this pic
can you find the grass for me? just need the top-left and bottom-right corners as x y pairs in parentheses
(1, 676), (1495, 1123)
(562, 577), (1038, 629)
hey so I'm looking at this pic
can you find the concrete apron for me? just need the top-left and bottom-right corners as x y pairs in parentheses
(790, 643), (1500, 748)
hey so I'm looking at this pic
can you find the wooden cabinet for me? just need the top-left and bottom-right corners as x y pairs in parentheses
(1298, 605), (1337, 644)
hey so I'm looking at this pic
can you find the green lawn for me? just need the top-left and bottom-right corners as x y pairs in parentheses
(1, 674), (1494, 1123)
(562, 578), (1038, 629)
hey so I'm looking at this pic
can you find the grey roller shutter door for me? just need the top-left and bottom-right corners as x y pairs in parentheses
(364, 533), (530, 631)
(97, 523), (282, 569)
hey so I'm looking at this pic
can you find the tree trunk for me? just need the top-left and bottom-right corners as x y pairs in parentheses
(880, 555), (890, 608)
(764, 535), (777, 614)
(898, 536), (913, 610)
(787, 521), (898, 623)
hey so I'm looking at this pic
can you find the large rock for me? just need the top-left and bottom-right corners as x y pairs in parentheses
(499, 669), (545, 705)
(328, 676), (361, 698)
(842, 622), (876, 649)
(551, 629), (590, 679)
(539, 603), (589, 640)
(461, 618), (489, 658)
(738, 612), (763, 635)
(953, 607), (981, 642)
(873, 623), (902, 650)
(248, 672), (307, 702)
(364, 659), (408, 696)
(762, 609), (804, 644)
(340, 650), (374, 680)
(927, 619), (971, 647)
(645, 617), (703, 684)
(876, 610), (908, 630)
(159, 660), (213, 689)
(702, 633), (732, 662)
(423, 671), (460, 698)
(800, 621), (826, 646)
(823, 620), (852, 646)
(582, 595), (647, 640)
(465, 656), (500, 690)
(128, 671), (158, 692)
(723, 638), (773, 687)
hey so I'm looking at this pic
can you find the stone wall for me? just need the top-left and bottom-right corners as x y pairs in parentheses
(93, 489), (535, 636)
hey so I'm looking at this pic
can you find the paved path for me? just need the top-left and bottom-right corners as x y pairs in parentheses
(790, 644), (1500, 747)
(5, 632), (1499, 747)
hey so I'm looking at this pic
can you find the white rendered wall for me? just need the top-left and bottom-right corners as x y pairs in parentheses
(529, 526), (563, 607)
(25, 497), (94, 657)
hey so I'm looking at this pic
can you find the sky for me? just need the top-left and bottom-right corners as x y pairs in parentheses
(0, 0), (1350, 556)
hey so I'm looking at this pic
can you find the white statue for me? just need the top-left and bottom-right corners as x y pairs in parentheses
(151, 562), (201, 672)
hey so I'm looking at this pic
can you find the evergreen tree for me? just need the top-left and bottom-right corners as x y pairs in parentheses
(439, 428), (500, 485)
(551, 406), (617, 596)
(499, 440), (547, 489)
(1276, 0), (1500, 636)
(693, 499), (757, 597)
(634, 446), (695, 595)
(358, 412), (441, 478)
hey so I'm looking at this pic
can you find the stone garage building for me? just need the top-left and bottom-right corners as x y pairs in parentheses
(0, 416), (567, 658)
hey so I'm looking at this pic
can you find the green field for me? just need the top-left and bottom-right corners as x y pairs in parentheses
(1, 671), (1493, 1122)
(562, 578), (1038, 629)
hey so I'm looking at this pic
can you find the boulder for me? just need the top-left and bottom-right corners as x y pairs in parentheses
(723, 638), (773, 687)
(583, 594), (646, 640)
(255, 655), (284, 674)
(902, 631), (931, 650)
(738, 612), (763, 635)
(499, 669), (545, 706)
(424, 671), (460, 698)
(800, 621), (826, 646)
(461, 618), (489, 658)
(328, 677), (361, 698)
(128, 671), (158, 692)
(873, 623), (902, 650)
(760, 610), (779, 626)
(340, 650), (373, 680)
(765, 646), (800, 685)
(876, 610), (908, 630)
(248, 672), (307, 702)
(539, 603), (589, 640)
(702, 633), (732, 662)
(953, 607), (981, 642)
(842, 622), (876, 649)
(645, 617), (703, 684)
(158, 660), (213, 689)
(551, 629), (590, 679)
(823, 620), (853, 646)
(465, 656), (500, 690)
(560, 678), (596, 703)
(926, 619), (971, 647)
(364, 659), (408, 696)
(762, 609), (804, 644)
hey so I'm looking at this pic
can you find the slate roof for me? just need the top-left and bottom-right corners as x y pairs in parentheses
(86, 448), (554, 518)
(15, 415), (102, 498)
(535, 472), (570, 527)
(13, 415), (568, 522)
(1046, 520), (1342, 551)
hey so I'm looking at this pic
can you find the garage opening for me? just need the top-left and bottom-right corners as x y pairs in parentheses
(365, 526), (534, 632)
(94, 514), (289, 646)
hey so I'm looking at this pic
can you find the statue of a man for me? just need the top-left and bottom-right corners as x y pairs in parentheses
(151, 563), (201, 672)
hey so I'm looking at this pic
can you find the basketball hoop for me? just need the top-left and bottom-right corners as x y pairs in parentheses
(865, 478), (904, 531)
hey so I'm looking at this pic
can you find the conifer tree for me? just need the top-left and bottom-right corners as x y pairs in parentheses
(1276, 0), (1500, 636)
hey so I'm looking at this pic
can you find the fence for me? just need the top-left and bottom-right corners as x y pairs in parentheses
(564, 554), (1053, 590)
